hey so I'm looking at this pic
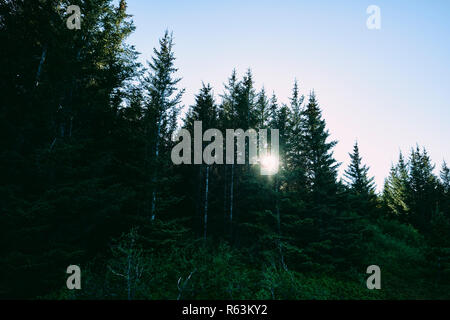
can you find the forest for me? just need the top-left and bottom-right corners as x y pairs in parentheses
(1, 0), (449, 300)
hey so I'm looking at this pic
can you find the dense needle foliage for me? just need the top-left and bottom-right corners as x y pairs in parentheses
(0, 1), (449, 300)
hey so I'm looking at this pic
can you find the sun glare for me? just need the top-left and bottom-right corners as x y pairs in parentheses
(260, 155), (279, 175)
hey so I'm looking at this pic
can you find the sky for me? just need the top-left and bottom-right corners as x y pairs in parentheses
(125, 0), (450, 191)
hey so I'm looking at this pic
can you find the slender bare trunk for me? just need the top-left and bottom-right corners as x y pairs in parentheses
(177, 269), (196, 300)
(151, 192), (156, 220)
(230, 163), (234, 238)
(151, 116), (162, 220)
(223, 165), (228, 235)
(127, 251), (131, 300)
(69, 116), (73, 138)
(35, 45), (48, 87)
(275, 177), (286, 270)
(203, 165), (210, 241)
(127, 236), (135, 300)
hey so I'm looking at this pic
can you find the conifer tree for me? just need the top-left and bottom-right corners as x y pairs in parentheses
(219, 70), (241, 238)
(440, 162), (450, 215)
(383, 152), (411, 220)
(300, 92), (339, 202)
(143, 30), (184, 220)
(430, 161), (450, 287)
(408, 146), (439, 232)
(344, 141), (377, 217)
(255, 87), (270, 129)
(344, 141), (376, 195)
(0, 0), (140, 298)
(237, 69), (256, 130)
(285, 80), (306, 193)
(184, 83), (218, 240)
(441, 162), (450, 193)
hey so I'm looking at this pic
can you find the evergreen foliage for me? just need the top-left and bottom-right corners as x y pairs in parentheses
(1, 1), (449, 299)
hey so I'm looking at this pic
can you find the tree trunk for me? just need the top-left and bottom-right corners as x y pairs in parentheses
(230, 163), (234, 238)
(35, 45), (48, 87)
(151, 116), (162, 220)
(275, 177), (286, 270)
(204, 165), (210, 241)
(223, 165), (228, 235)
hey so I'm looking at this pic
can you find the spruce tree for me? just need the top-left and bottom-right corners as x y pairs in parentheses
(143, 30), (184, 220)
(285, 80), (306, 193)
(300, 92), (339, 202)
(344, 141), (377, 217)
(441, 162), (450, 193)
(236, 69), (256, 130)
(383, 152), (411, 221)
(255, 87), (270, 129)
(408, 146), (438, 232)
(219, 70), (241, 239)
(296, 92), (354, 269)
(0, 0), (140, 298)
(344, 141), (376, 195)
(440, 162), (450, 215)
(184, 83), (218, 240)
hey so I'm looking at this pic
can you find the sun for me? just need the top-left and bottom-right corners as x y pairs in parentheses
(260, 155), (279, 175)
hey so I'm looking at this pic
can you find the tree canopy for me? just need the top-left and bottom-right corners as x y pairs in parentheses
(1, 1), (449, 300)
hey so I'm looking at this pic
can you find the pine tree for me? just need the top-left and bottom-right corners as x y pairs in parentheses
(440, 162), (450, 194)
(219, 70), (241, 239)
(143, 30), (184, 220)
(408, 146), (438, 232)
(344, 141), (376, 195)
(295, 92), (348, 269)
(300, 92), (339, 202)
(440, 162), (450, 216)
(185, 83), (217, 130)
(430, 163), (450, 288)
(255, 87), (270, 129)
(285, 80), (306, 194)
(273, 81), (311, 270)
(344, 141), (377, 218)
(0, 0), (141, 298)
(264, 94), (290, 268)
(219, 69), (239, 128)
(184, 83), (218, 240)
(383, 152), (411, 220)
(236, 69), (256, 130)
(289, 79), (304, 120)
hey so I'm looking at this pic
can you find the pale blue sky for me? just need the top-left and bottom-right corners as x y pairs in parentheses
(125, 0), (450, 190)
